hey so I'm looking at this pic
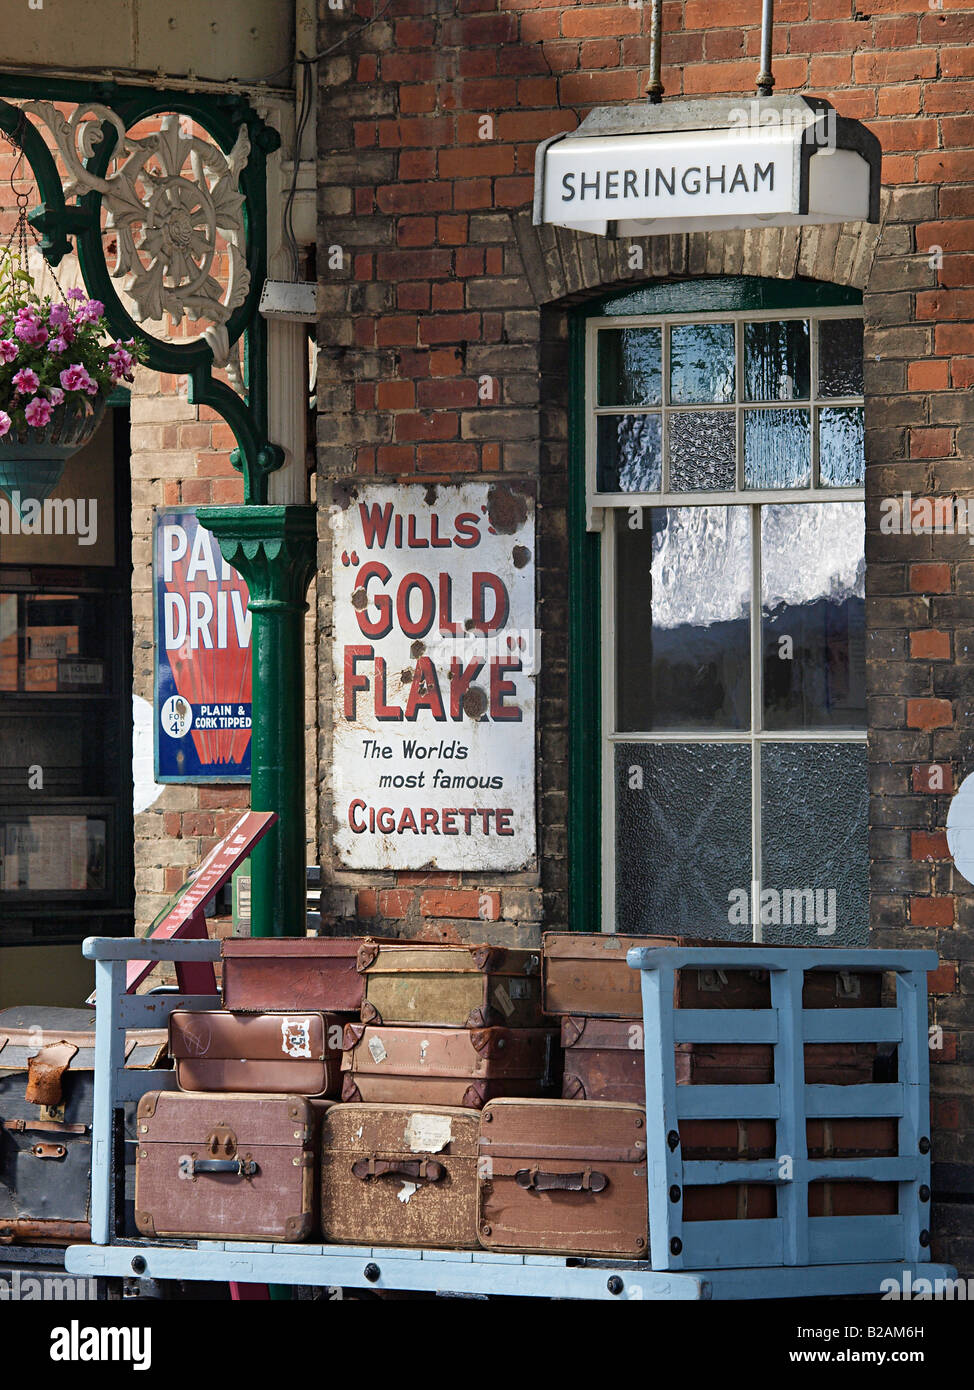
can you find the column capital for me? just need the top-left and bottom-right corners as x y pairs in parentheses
(197, 504), (317, 611)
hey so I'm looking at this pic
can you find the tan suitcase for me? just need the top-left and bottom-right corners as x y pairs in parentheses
(320, 1102), (480, 1249)
(341, 1022), (558, 1107)
(477, 1098), (648, 1258)
(358, 942), (543, 1028)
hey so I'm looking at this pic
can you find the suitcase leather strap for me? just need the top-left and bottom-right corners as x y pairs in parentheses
(2, 1117), (88, 1136)
(25, 1043), (79, 1107)
(351, 1156), (445, 1184)
(515, 1166), (608, 1194)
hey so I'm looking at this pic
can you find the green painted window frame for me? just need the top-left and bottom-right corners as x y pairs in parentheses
(567, 276), (863, 935)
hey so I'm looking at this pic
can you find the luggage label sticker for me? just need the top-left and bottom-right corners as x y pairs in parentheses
(368, 1036), (388, 1064)
(280, 1017), (314, 1060)
(494, 985), (515, 1018)
(404, 1112), (453, 1154)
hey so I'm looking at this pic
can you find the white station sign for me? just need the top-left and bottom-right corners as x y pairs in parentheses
(536, 99), (879, 236)
(330, 482), (536, 871)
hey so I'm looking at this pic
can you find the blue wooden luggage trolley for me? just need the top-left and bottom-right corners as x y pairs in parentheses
(65, 937), (956, 1300)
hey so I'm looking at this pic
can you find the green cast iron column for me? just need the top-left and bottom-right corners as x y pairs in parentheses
(197, 505), (317, 937)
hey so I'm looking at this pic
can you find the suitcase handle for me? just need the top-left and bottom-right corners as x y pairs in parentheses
(515, 1167), (608, 1194)
(182, 1157), (260, 1178)
(351, 1157), (445, 1184)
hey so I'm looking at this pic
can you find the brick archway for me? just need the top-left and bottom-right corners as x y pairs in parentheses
(511, 197), (891, 306)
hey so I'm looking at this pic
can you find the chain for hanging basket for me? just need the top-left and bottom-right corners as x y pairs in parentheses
(0, 107), (70, 302)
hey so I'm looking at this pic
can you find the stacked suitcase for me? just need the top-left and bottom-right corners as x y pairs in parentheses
(544, 932), (895, 1225)
(133, 930), (893, 1255)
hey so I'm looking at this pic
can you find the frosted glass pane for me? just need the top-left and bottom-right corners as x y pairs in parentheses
(597, 327), (662, 406)
(818, 319), (864, 397)
(761, 503), (866, 730)
(760, 743), (868, 946)
(819, 406), (865, 487)
(744, 319), (810, 401)
(744, 408), (811, 489)
(670, 323), (736, 404)
(669, 411), (737, 492)
(616, 742), (753, 938)
(615, 507), (751, 731)
(597, 414), (661, 493)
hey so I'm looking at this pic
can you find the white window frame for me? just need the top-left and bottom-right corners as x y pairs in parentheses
(587, 305), (866, 938)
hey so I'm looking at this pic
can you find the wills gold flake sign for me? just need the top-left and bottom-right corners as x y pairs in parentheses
(330, 482), (536, 871)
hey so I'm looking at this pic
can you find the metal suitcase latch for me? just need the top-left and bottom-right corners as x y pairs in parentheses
(205, 1126), (238, 1159)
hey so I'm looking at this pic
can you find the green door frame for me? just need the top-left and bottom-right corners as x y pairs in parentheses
(567, 275), (863, 935)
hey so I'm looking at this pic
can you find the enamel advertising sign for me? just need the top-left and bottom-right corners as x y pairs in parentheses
(153, 507), (252, 782)
(330, 482), (536, 871)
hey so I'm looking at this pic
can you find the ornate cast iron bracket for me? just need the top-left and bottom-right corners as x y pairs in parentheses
(0, 76), (284, 502)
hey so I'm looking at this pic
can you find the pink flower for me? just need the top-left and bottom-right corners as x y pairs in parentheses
(0, 340), (18, 363)
(66, 288), (86, 303)
(12, 367), (39, 395)
(109, 347), (135, 381)
(59, 363), (95, 393)
(48, 303), (71, 329)
(75, 299), (104, 324)
(0, 411), (10, 437)
(49, 335), (69, 353)
(14, 319), (47, 345)
(24, 396), (52, 428)
(47, 386), (64, 406)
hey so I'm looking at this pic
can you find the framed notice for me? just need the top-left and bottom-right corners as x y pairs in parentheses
(153, 507), (252, 782)
(330, 482), (536, 871)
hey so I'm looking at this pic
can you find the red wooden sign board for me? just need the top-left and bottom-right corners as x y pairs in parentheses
(125, 810), (277, 994)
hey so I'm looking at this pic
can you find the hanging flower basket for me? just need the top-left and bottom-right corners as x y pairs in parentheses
(0, 396), (107, 509)
(0, 244), (144, 515)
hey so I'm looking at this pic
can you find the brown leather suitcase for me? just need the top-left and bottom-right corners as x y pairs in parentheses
(221, 937), (373, 1013)
(168, 1010), (344, 1097)
(134, 1091), (328, 1241)
(477, 1098), (648, 1258)
(561, 1016), (646, 1103)
(341, 1023), (559, 1108)
(320, 1102), (480, 1249)
(358, 942), (543, 1029)
(543, 932), (883, 1018)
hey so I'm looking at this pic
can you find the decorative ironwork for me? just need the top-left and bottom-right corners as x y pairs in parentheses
(0, 77), (283, 502)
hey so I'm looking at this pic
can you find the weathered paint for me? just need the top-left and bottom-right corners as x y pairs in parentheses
(330, 483), (537, 871)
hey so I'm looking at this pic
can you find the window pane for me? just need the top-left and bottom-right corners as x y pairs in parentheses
(760, 743), (868, 946)
(597, 327), (662, 406)
(670, 323), (735, 404)
(615, 742), (752, 938)
(818, 318), (864, 397)
(616, 506), (750, 731)
(761, 503), (866, 729)
(669, 411), (736, 492)
(744, 319), (810, 401)
(0, 593), (109, 693)
(0, 814), (107, 893)
(819, 406), (865, 487)
(0, 714), (118, 796)
(744, 408), (811, 489)
(597, 413), (661, 492)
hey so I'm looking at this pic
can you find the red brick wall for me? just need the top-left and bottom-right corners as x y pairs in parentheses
(317, 0), (974, 1265)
